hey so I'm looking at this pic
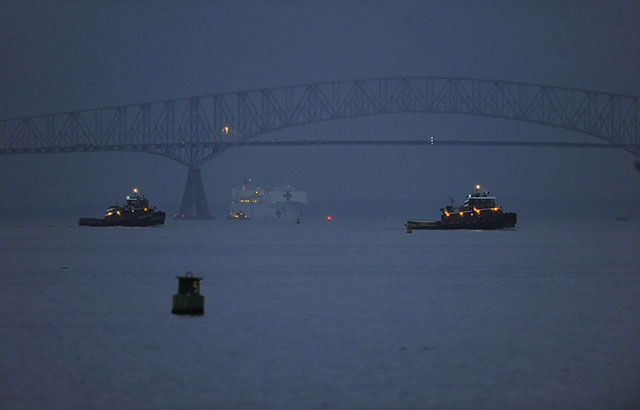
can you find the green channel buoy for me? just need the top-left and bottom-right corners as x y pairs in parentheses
(171, 271), (204, 315)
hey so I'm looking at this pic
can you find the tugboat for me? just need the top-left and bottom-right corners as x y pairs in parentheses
(406, 185), (517, 230)
(78, 188), (166, 227)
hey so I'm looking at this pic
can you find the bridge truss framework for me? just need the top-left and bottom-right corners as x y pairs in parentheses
(2, 77), (640, 217)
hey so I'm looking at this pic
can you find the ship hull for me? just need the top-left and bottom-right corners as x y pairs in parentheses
(407, 212), (517, 230)
(78, 211), (166, 227)
(238, 201), (305, 220)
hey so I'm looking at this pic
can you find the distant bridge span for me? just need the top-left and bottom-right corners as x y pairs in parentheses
(2, 139), (634, 154)
(2, 76), (640, 217)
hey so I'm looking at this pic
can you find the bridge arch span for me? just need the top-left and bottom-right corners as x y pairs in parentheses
(2, 77), (639, 167)
(3, 76), (639, 218)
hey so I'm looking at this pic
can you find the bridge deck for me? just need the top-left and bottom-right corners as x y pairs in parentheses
(1, 139), (637, 155)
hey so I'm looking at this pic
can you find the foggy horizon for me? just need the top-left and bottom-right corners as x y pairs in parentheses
(3, 2), (640, 409)
(2, 1), (640, 221)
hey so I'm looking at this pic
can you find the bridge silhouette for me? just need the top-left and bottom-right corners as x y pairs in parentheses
(2, 76), (639, 218)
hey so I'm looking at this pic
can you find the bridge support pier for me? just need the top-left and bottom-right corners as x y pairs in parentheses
(178, 167), (213, 219)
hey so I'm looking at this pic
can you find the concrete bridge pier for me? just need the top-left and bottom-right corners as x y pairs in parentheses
(178, 167), (213, 219)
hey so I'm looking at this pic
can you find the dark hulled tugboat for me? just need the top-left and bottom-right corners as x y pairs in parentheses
(406, 185), (517, 230)
(78, 188), (166, 227)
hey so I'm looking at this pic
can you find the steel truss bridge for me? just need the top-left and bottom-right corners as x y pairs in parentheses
(2, 76), (640, 218)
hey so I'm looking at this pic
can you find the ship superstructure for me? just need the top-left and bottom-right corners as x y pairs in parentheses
(79, 188), (165, 227)
(407, 185), (516, 230)
(229, 178), (308, 220)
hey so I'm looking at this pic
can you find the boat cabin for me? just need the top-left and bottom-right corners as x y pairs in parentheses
(462, 186), (497, 209)
(125, 188), (150, 210)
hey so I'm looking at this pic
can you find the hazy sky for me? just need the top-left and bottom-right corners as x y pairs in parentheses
(1, 0), (639, 217)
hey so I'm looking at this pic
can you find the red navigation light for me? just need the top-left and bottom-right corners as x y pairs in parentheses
(327, 215), (332, 222)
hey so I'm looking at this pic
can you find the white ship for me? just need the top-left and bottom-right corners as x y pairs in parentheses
(228, 178), (308, 220)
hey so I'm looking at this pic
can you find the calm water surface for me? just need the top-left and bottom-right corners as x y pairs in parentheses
(1, 216), (639, 409)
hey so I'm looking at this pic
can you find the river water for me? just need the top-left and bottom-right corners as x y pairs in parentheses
(1, 215), (639, 409)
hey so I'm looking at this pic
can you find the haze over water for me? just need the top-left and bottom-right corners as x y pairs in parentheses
(1, 215), (639, 409)
(2, 1), (640, 408)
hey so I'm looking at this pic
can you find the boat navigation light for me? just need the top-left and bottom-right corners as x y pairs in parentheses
(327, 215), (332, 222)
(133, 188), (138, 194)
(475, 184), (481, 190)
